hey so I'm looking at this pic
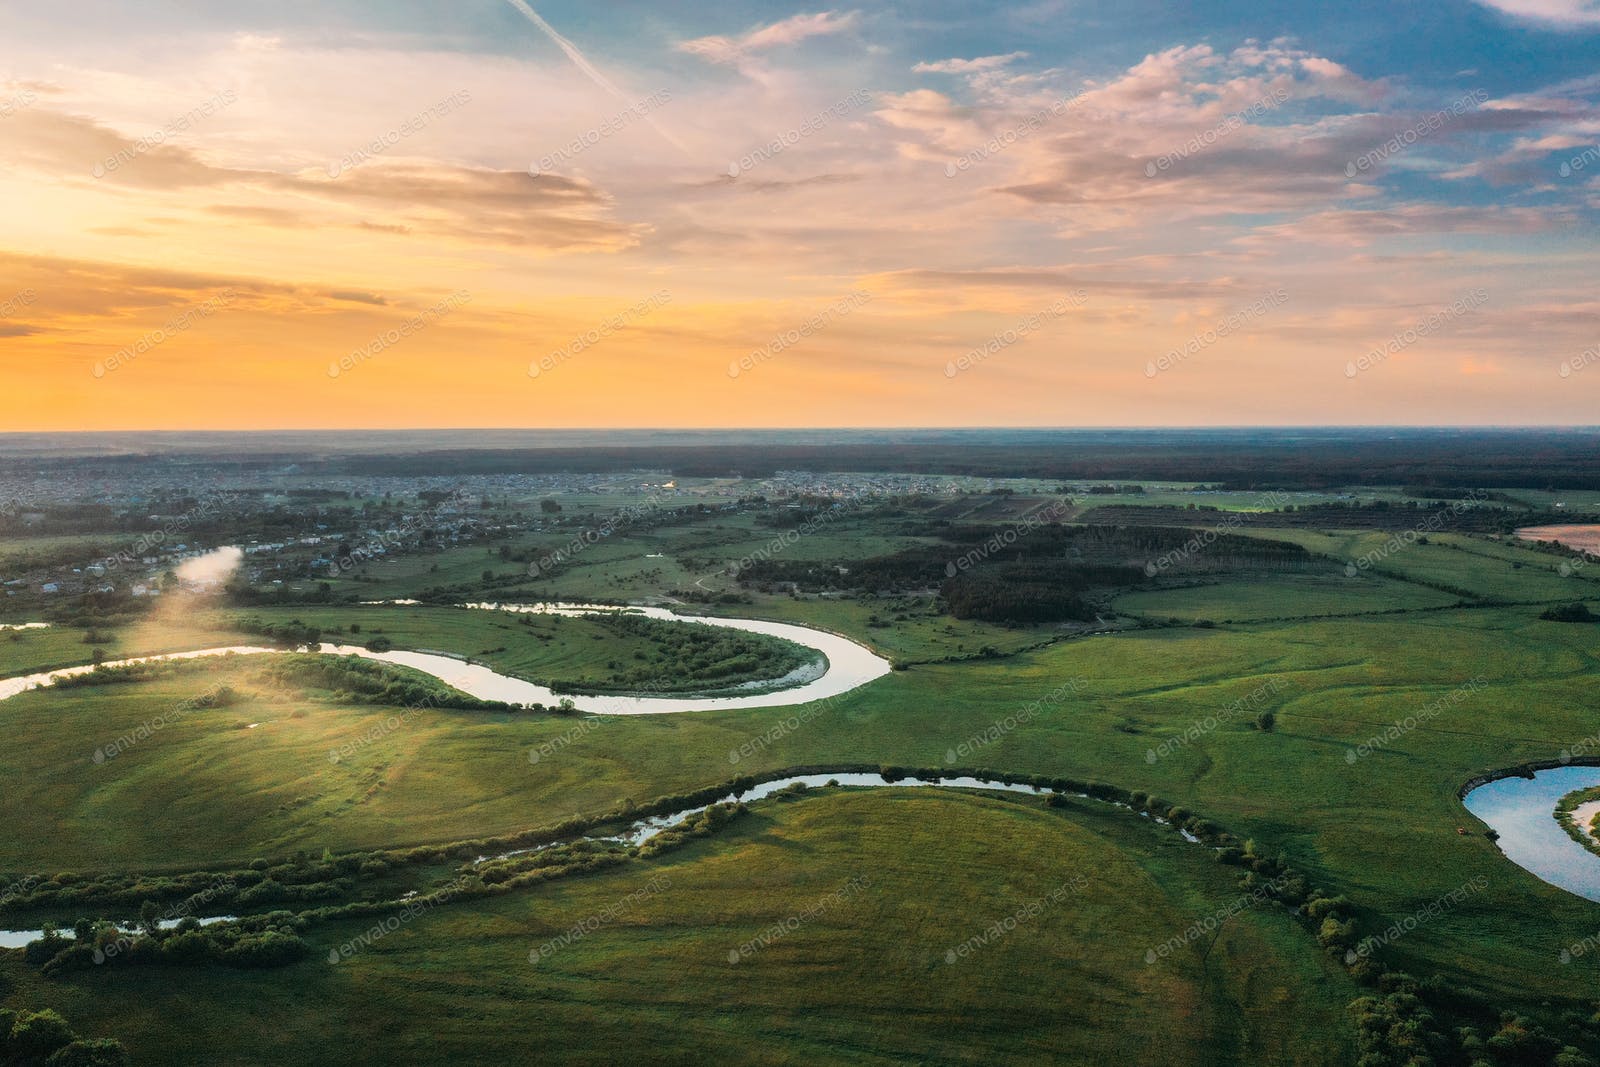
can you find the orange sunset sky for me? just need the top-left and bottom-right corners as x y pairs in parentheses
(1, 0), (1597, 429)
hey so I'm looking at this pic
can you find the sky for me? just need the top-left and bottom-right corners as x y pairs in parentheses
(0, 0), (1597, 430)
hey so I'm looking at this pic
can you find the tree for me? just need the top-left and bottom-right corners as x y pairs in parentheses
(7, 1009), (77, 1063)
(138, 900), (161, 937)
(540, 499), (562, 514)
(1256, 711), (1277, 732)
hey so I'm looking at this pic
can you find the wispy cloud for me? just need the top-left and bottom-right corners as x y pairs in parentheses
(1470, 0), (1600, 26)
(681, 10), (860, 78)
(914, 53), (1029, 74)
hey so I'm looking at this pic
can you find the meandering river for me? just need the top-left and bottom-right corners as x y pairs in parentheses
(1463, 766), (1600, 903)
(0, 603), (892, 715)
(0, 773), (1197, 948)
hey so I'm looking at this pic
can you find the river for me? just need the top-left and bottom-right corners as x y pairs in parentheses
(1463, 765), (1600, 903)
(0, 602), (892, 715)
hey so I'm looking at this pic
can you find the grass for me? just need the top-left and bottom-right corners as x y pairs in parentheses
(0, 615), (256, 677)
(5, 499), (1600, 1059)
(4, 603), (1598, 1014)
(1, 788), (1357, 1065)
(1111, 573), (1457, 622)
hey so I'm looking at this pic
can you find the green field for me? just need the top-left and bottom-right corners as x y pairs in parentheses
(2, 788), (1358, 1066)
(5, 489), (1600, 1063)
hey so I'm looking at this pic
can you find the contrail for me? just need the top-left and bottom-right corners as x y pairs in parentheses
(502, 0), (690, 155)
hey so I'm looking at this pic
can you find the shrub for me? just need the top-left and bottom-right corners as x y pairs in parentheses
(45, 1039), (131, 1067)
(1542, 602), (1596, 623)
(7, 1009), (78, 1063)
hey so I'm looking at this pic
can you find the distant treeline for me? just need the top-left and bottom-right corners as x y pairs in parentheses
(272, 430), (1600, 489)
(1080, 501), (1519, 533)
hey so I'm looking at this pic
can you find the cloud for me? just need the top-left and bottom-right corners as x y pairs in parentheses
(914, 53), (1029, 75)
(0, 106), (644, 252)
(1239, 204), (1574, 246)
(1469, 0), (1600, 25)
(327, 290), (391, 306)
(863, 266), (1244, 305)
(681, 10), (859, 75)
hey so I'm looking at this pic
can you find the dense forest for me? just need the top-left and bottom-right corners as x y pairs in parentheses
(12, 429), (1600, 489)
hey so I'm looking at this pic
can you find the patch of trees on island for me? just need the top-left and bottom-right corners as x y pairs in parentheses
(543, 612), (816, 695)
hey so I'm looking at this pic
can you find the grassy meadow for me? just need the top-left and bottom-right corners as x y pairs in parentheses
(3, 490), (1600, 1062)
